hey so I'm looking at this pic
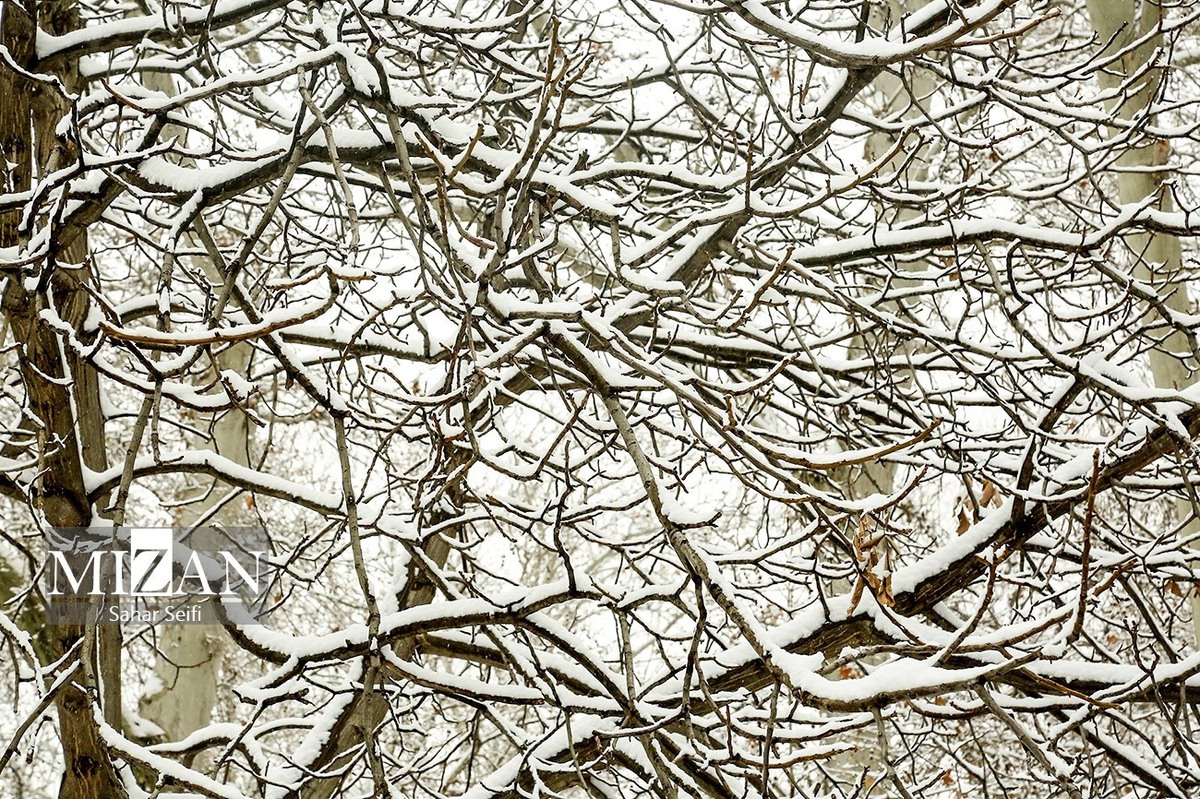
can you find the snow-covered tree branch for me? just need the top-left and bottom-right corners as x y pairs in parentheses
(4, 0), (1200, 797)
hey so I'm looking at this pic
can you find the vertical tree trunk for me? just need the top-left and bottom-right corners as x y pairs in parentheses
(2, 1), (120, 796)
(1085, 0), (1200, 644)
(138, 351), (250, 741)
(131, 58), (253, 744)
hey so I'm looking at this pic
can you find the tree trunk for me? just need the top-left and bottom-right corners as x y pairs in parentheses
(1085, 0), (1200, 644)
(138, 356), (250, 741)
(131, 56), (255, 743)
(1, 1), (120, 795)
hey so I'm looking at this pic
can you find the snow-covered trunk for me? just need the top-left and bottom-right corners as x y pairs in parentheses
(136, 347), (251, 741)
(299, 492), (461, 799)
(131, 59), (253, 741)
(1085, 0), (1200, 644)
(1, 1), (121, 795)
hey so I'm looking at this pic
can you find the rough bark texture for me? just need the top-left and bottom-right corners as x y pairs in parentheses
(1, 2), (120, 795)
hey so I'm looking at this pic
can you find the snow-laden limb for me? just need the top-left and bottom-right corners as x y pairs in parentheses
(35, 0), (294, 62)
(728, 0), (1020, 68)
(85, 452), (342, 515)
(8, 0), (1200, 798)
(460, 388), (1200, 799)
(97, 711), (258, 799)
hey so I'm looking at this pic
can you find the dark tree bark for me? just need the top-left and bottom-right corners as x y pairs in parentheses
(1, 2), (119, 796)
